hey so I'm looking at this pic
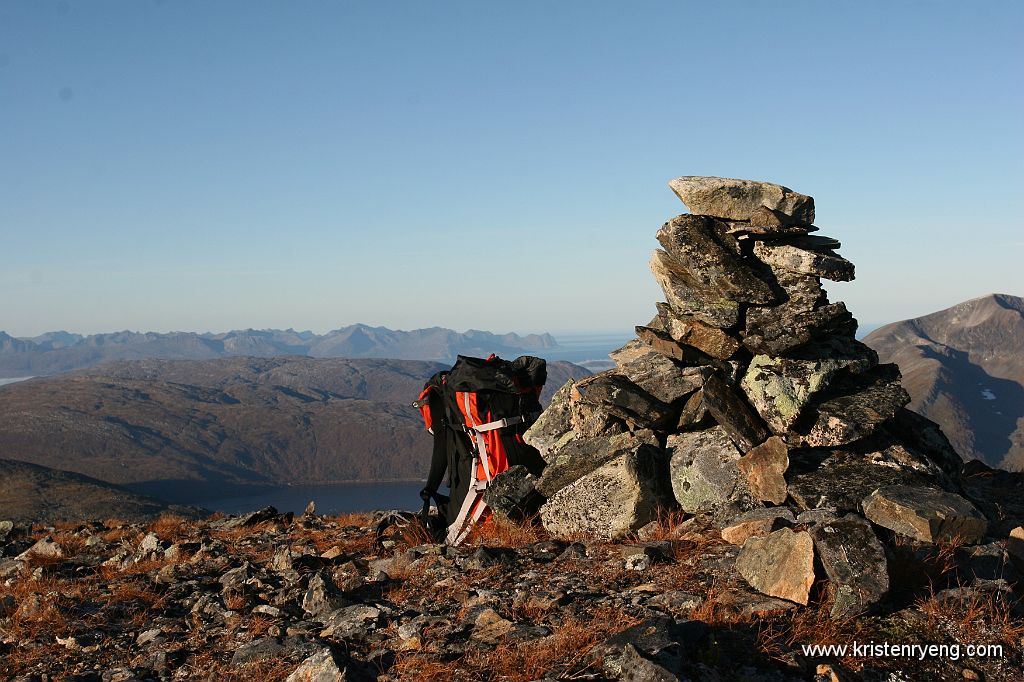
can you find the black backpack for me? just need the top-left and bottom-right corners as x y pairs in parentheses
(414, 354), (546, 544)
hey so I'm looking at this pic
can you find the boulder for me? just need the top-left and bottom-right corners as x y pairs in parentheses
(736, 527), (816, 605)
(609, 340), (709, 404)
(797, 364), (910, 447)
(667, 176), (815, 224)
(649, 249), (743, 328)
(536, 429), (658, 498)
(810, 514), (889, 618)
(668, 426), (746, 513)
(572, 371), (673, 430)
(741, 345), (875, 433)
(862, 485), (988, 544)
(655, 303), (741, 359)
(753, 241), (855, 282)
(701, 373), (770, 452)
(483, 465), (543, 520)
(541, 446), (673, 540)
(656, 214), (776, 305)
(737, 436), (789, 505)
(728, 206), (817, 235)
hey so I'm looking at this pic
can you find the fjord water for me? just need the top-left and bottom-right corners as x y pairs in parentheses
(196, 481), (427, 515)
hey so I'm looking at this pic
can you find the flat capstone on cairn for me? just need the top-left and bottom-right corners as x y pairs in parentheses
(511, 175), (1001, 617)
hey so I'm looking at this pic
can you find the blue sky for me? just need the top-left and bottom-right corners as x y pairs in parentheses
(1, 1), (1021, 337)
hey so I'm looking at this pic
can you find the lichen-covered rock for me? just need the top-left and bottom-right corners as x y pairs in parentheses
(668, 426), (747, 513)
(797, 364), (910, 447)
(524, 380), (577, 459)
(572, 371), (674, 430)
(609, 340), (709, 404)
(737, 436), (789, 505)
(536, 429), (658, 498)
(753, 241), (855, 282)
(483, 465), (543, 520)
(810, 514), (889, 618)
(649, 249), (744, 328)
(863, 485), (988, 544)
(787, 450), (932, 513)
(741, 344), (876, 433)
(541, 446), (673, 540)
(656, 214), (776, 306)
(668, 176), (815, 224)
(736, 527), (816, 605)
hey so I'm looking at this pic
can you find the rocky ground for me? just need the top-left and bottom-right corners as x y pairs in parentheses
(1, 507), (1022, 681)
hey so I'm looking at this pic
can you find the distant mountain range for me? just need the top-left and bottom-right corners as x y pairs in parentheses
(0, 324), (558, 378)
(0, 356), (590, 505)
(864, 294), (1024, 471)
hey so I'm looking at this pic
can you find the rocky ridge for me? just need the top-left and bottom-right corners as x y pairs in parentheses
(517, 176), (1023, 617)
(2, 508), (1022, 681)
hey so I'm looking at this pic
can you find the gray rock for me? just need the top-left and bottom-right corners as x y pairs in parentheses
(668, 426), (743, 514)
(483, 465), (543, 520)
(753, 241), (855, 282)
(736, 436), (789, 505)
(302, 570), (348, 617)
(811, 514), (889, 618)
(0, 520), (13, 542)
(523, 381), (578, 460)
(609, 340), (709, 404)
(286, 648), (347, 682)
(218, 562), (252, 592)
(701, 373), (770, 452)
(536, 428), (657, 498)
(320, 604), (382, 639)
(788, 450), (931, 513)
(798, 364), (910, 447)
(656, 303), (741, 359)
(572, 371), (674, 430)
(656, 214), (776, 306)
(863, 485), (988, 544)
(230, 637), (286, 666)
(676, 389), (710, 431)
(650, 248), (742, 329)
(668, 176), (815, 224)
(736, 528), (816, 605)
(541, 446), (673, 540)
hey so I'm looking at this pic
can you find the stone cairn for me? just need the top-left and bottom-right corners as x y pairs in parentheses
(513, 176), (993, 617)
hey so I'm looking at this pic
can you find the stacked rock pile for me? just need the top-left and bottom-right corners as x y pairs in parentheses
(521, 176), (995, 616)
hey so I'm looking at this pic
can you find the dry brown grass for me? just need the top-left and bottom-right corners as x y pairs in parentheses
(918, 584), (1024, 647)
(390, 606), (642, 681)
(147, 513), (196, 542)
(465, 514), (546, 548)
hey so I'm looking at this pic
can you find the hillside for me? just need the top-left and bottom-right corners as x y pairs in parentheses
(0, 458), (205, 523)
(864, 294), (1024, 470)
(0, 325), (558, 378)
(0, 356), (590, 504)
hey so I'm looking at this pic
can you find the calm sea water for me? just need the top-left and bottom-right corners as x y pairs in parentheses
(195, 481), (427, 515)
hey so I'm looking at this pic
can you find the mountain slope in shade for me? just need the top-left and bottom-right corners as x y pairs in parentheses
(0, 325), (559, 377)
(863, 294), (1024, 471)
(0, 458), (206, 523)
(0, 356), (590, 504)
